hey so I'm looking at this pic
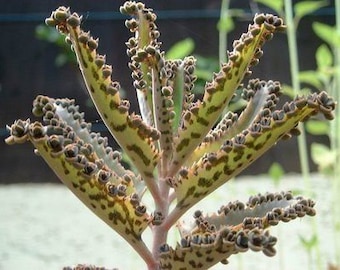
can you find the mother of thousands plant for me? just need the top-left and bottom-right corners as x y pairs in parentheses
(5, 2), (336, 270)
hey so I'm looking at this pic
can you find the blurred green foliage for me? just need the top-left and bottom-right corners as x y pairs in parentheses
(36, 24), (77, 67)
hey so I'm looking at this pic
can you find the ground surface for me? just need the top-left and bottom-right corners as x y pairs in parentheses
(0, 174), (337, 270)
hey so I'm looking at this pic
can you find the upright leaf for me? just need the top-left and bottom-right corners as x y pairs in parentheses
(316, 44), (333, 70)
(313, 22), (340, 47)
(172, 92), (335, 214)
(45, 6), (161, 195)
(294, 1), (328, 21)
(168, 13), (286, 176)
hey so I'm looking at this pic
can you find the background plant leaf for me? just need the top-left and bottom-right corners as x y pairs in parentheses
(294, 1), (328, 20)
(311, 142), (336, 173)
(268, 162), (284, 186)
(313, 22), (340, 47)
(166, 38), (195, 59)
(305, 119), (330, 135)
(281, 84), (311, 99)
(316, 44), (333, 70)
(298, 70), (323, 88)
(254, 0), (283, 15)
(299, 233), (319, 251)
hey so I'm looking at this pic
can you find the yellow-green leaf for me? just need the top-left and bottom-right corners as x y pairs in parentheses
(316, 44), (333, 69)
(294, 1), (328, 20)
(166, 38), (195, 60)
(305, 119), (330, 135)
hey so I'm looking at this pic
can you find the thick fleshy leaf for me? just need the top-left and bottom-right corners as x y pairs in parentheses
(160, 227), (277, 270)
(162, 191), (315, 270)
(63, 264), (117, 270)
(122, 3), (198, 172)
(122, 1), (160, 126)
(32, 95), (145, 196)
(6, 119), (151, 247)
(168, 13), (286, 176)
(172, 91), (335, 213)
(185, 79), (281, 166)
(45, 7), (160, 186)
(159, 57), (196, 170)
(177, 191), (315, 236)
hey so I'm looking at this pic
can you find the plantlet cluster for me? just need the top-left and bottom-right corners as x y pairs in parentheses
(5, 2), (336, 269)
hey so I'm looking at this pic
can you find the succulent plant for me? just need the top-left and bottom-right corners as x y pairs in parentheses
(5, 2), (336, 270)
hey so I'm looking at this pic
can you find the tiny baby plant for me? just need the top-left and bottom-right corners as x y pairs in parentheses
(5, 2), (336, 270)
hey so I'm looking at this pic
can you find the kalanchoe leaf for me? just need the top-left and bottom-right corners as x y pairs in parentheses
(8, 118), (150, 226)
(185, 79), (282, 167)
(122, 2), (180, 172)
(122, 1), (160, 126)
(32, 95), (145, 196)
(168, 13), (286, 176)
(168, 57), (197, 135)
(154, 57), (197, 172)
(164, 191), (314, 269)
(6, 118), (155, 264)
(45, 6), (161, 193)
(122, 2), (198, 174)
(63, 264), (118, 270)
(159, 227), (277, 269)
(173, 91), (335, 215)
(177, 191), (315, 237)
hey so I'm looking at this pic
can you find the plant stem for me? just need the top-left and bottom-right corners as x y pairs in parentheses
(219, 0), (231, 118)
(332, 0), (340, 264)
(152, 177), (170, 259)
(283, 0), (310, 185)
(132, 240), (158, 270)
(284, 0), (321, 268)
(219, 0), (230, 64)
